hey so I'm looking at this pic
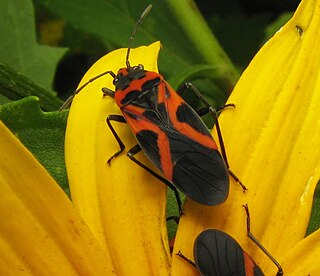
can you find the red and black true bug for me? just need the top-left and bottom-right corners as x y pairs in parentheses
(61, 5), (245, 214)
(177, 205), (283, 276)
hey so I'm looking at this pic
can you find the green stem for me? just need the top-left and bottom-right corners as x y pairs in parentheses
(165, 0), (240, 91)
(0, 63), (63, 111)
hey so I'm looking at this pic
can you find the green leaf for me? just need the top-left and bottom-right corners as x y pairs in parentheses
(0, 63), (63, 111)
(169, 64), (234, 93)
(0, 97), (69, 195)
(306, 180), (320, 236)
(265, 12), (293, 40)
(208, 11), (295, 71)
(209, 13), (274, 70)
(166, 190), (185, 239)
(0, 0), (67, 91)
(35, 0), (239, 99)
(164, 0), (238, 79)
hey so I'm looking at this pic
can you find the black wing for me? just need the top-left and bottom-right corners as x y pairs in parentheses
(194, 230), (264, 276)
(195, 229), (246, 276)
(168, 130), (229, 205)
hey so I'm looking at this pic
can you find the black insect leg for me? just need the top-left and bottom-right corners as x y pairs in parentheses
(178, 82), (247, 191)
(106, 114), (127, 165)
(243, 204), (283, 276)
(101, 87), (116, 98)
(106, 116), (183, 214)
(207, 105), (247, 190)
(176, 251), (197, 268)
(128, 144), (184, 215)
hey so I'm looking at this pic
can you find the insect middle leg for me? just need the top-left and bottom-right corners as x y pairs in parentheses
(127, 144), (183, 215)
(177, 82), (247, 191)
(106, 115), (183, 214)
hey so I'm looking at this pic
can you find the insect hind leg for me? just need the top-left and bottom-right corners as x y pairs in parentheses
(128, 144), (184, 215)
(106, 115), (184, 214)
(243, 204), (283, 276)
(178, 82), (246, 191)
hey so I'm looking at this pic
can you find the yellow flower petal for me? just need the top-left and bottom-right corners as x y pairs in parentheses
(0, 120), (115, 275)
(172, 0), (320, 274)
(65, 41), (171, 275)
(282, 223), (320, 274)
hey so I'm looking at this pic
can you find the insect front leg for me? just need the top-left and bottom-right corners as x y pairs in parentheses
(127, 144), (184, 215)
(102, 87), (115, 98)
(209, 105), (247, 191)
(177, 82), (247, 191)
(106, 114), (127, 165)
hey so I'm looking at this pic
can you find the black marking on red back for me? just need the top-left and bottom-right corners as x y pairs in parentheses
(194, 229), (264, 276)
(114, 67), (229, 205)
(115, 67), (147, 91)
(176, 103), (212, 137)
(127, 85), (170, 127)
(142, 76), (162, 91)
(120, 90), (142, 106)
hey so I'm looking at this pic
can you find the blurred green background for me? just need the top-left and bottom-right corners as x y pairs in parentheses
(35, 0), (299, 104)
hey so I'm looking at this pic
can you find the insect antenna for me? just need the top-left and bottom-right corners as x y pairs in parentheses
(59, 5), (152, 111)
(126, 4), (152, 68)
(59, 70), (115, 111)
